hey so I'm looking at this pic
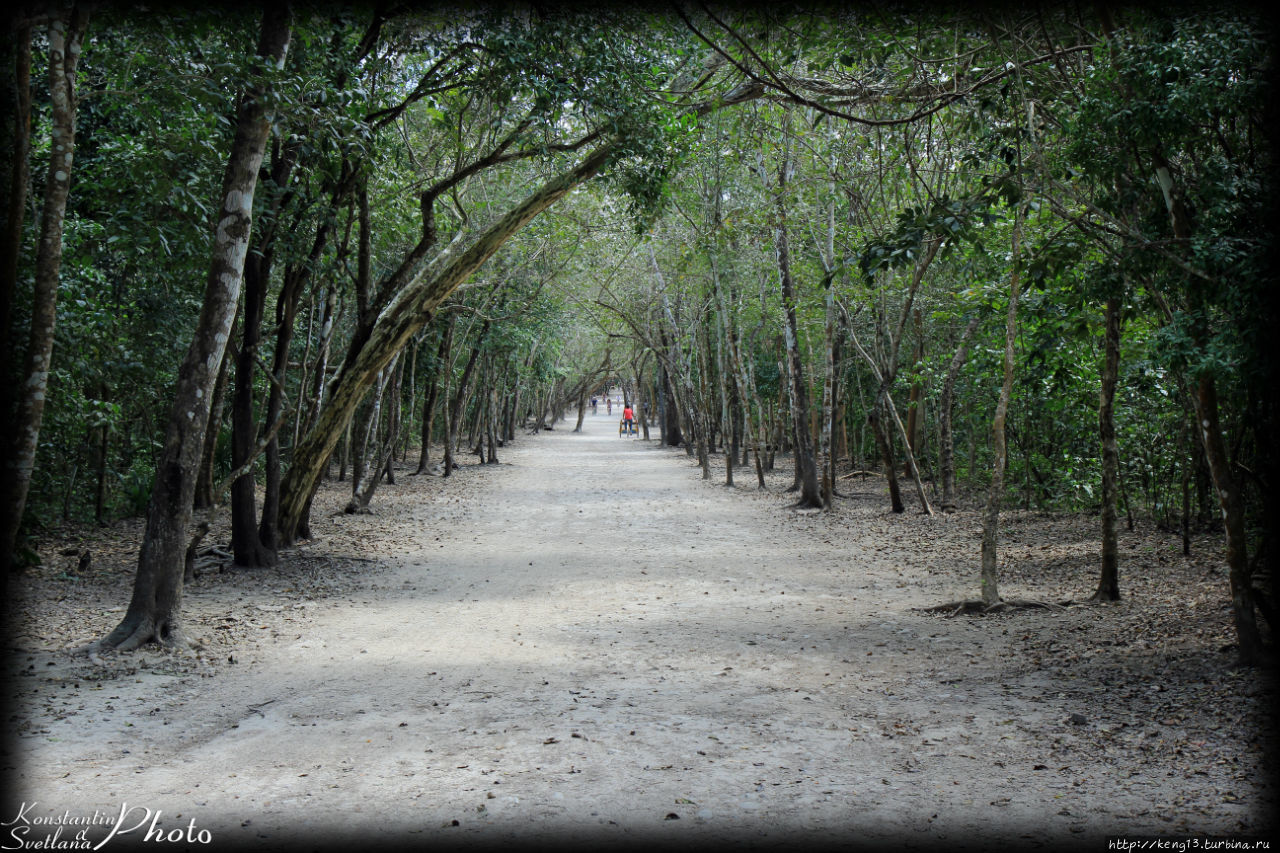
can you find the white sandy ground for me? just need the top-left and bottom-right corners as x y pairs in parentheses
(4, 411), (1276, 852)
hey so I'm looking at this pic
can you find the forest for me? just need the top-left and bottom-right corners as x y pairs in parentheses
(2, 0), (1275, 674)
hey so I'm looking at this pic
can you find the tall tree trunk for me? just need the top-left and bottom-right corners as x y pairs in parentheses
(772, 154), (821, 509)
(1092, 297), (1122, 601)
(660, 364), (681, 446)
(1192, 374), (1260, 663)
(650, 247), (709, 473)
(739, 326), (768, 488)
(100, 7), (291, 651)
(1149, 143), (1263, 662)
(717, 314), (734, 486)
(979, 204), (1023, 607)
(415, 319), (451, 473)
(820, 289), (837, 508)
(261, 214), (330, 552)
(711, 255), (746, 486)
(693, 323), (714, 478)
(939, 316), (980, 512)
(229, 221), (275, 567)
(0, 7), (88, 576)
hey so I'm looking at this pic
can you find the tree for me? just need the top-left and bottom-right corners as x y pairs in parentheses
(1047, 10), (1273, 660)
(1, 5), (1264, 667)
(1, 4), (89, 577)
(769, 129), (822, 509)
(99, 6), (292, 651)
(938, 315), (980, 512)
(1092, 296), (1123, 601)
(979, 202), (1024, 607)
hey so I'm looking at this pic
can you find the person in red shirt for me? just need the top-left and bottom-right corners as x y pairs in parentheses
(622, 405), (634, 436)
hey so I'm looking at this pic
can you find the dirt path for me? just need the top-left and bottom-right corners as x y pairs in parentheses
(7, 414), (1275, 850)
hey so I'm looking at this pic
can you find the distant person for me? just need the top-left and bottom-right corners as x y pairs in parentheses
(591, 397), (598, 414)
(607, 398), (613, 416)
(622, 404), (634, 436)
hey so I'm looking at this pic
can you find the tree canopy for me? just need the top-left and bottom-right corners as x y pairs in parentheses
(2, 3), (1273, 661)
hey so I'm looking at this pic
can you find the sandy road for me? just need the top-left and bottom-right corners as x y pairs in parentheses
(8, 412), (1271, 851)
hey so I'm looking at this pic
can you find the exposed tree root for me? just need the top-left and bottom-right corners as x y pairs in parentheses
(88, 615), (205, 655)
(918, 598), (1071, 617)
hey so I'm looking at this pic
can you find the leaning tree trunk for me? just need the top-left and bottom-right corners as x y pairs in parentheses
(979, 204), (1023, 608)
(100, 7), (291, 651)
(346, 354), (401, 513)
(869, 407), (905, 514)
(1092, 297), (1122, 601)
(277, 142), (616, 545)
(879, 385), (933, 515)
(0, 7), (88, 577)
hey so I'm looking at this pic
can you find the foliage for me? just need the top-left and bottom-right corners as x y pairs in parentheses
(7, 5), (1270, 579)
